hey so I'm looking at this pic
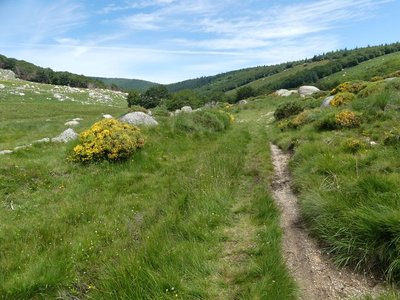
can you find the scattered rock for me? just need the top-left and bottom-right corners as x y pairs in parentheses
(103, 114), (113, 119)
(370, 141), (378, 146)
(34, 137), (50, 143)
(181, 106), (193, 113)
(0, 150), (13, 155)
(321, 96), (334, 108)
(0, 84), (5, 89)
(275, 89), (298, 97)
(120, 112), (158, 126)
(238, 100), (248, 105)
(0, 69), (16, 80)
(175, 109), (181, 115)
(298, 86), (320, 96)
(52, 128), (78, 143)
(64, 120), (80, 126)
(14, 144), (31, 151)
(385, 77), (396, 82)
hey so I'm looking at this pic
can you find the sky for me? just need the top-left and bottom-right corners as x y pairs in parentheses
(0, 0), (399, 84)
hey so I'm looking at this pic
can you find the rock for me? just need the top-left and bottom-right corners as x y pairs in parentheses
(321, 96), (334, 108)
(73, 118), (83, 121)
(0, 69), (16, 80)
(275, 89), (298, 97)
(103, 114), (113, 119)
(34, 137), (50, 143)
(14, 144), (31, 150)
(370, 141), (378, 146)
(181, 106), (193, 113)
(238, 100), (248, 105)
(0, 150), (13, 155)
(120, 112), (158, 126)
(0, 84), (5, 89)
(52, 128), (78, 143)
(175, 109), (181, 115)
(64, 120), (80, 126)
(298, 86), (320, 96)
(385, 77), (396, 82)
(147, 110), (152, 116)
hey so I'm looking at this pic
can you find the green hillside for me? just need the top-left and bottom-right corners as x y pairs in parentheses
(94, 77), (157, 91)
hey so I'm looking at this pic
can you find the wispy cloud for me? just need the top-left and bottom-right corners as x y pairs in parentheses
(0, 0), (396, 82)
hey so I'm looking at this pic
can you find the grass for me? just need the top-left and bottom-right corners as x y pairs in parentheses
(269, 77), (400, 285)
(0, 84), (296, 299)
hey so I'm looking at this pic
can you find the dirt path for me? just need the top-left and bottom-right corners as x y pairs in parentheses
(270, 143), (383, 299)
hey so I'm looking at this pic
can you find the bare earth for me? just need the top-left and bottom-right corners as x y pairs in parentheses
(270, 144), (383, 299)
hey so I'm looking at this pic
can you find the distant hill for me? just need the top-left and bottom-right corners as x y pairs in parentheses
(93, 77), (157, 91)
(0, 54), (105, 89)
(166, 42), (400, 97)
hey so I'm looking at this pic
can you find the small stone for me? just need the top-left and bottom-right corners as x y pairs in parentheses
(0, 150), (13, 155)
(64, 120), (79, 126)
(181, 106), (193, 113)
(103, 114), (113, 119)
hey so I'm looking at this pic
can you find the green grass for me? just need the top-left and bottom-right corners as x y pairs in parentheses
(0, 84), (296, 299)
(269, 77), (400, 284)
(318, 52), (400, 90)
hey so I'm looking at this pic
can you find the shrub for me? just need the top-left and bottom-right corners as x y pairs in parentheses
(314, 112), (338, 130)
(335, 110), (361, 128)
(152, 105), (171, 117)
(388, 70), (400, 78)
(274, 101), (303, 120)
(384, 129), (400, 146)
(70, 119), (145, 162)
(343, 138), (366, 153)
(330, 81), (367, 95)
(371, 76), (384, 82)
(174, 110), (231, 133)
(330, 92), (356, 107)
(128, 105), (149, 113)
(291, 111), (310, 128)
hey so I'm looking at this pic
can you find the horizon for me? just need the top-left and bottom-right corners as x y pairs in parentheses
(0, 0), (399, 84)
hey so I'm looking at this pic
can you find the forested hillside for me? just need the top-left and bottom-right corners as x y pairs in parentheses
(0, 54), (105, 89)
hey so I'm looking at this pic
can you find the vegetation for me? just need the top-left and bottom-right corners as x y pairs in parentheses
(270, 77), (400, 282)
(0, 54), (105, 88)
(94, 77), (157, 91)
(70, 119), (145, 163)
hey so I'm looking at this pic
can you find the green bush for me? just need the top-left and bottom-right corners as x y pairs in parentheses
(314, 112), (338, 130)
(128, 105), (149, 113)
(274, 101), (304, 120)
(70, 119), (145, 162)
(384, 129), (400, 147)
(174, 110), (232, 133)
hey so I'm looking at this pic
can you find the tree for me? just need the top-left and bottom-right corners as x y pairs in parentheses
(165, 89), (201, 110)
(140, 85), (171, 108)
(126, 90), (141, 108)
(236, 86), (255, 102)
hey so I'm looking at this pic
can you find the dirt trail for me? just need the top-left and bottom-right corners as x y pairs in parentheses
(270, 144), (383, 299)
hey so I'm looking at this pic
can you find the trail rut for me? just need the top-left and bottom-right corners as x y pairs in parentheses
(270, 143), (383, 299)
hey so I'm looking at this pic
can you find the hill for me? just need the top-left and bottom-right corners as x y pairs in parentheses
(0, 54), (105, 89)
(94, 77), (157, 91)
(167, 42), (400, 97)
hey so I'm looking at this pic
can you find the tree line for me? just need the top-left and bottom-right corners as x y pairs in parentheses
(0, 54), (105, 89)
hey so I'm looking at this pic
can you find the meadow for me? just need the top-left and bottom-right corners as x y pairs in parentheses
(0, 84), (297, 299)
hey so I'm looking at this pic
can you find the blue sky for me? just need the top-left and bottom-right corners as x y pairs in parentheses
(0, 0), (399, 83)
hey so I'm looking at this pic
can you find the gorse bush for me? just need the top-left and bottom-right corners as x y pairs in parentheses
(343, 138), (366, 153)
(70, 119), (145, 162)
(330, 81), (367, 95)
(274, 101), (303, 120)
(330, 92), (356, 107)
(335, 110), (361, 128)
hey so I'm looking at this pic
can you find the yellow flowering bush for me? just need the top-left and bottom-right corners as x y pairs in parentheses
(371, 76), (384, 82)
(335, 110), (361, 128)
(343, 138), (366, 153)
(330, 92), (356, 107)
(291, 111), (309, 127)
(330, 81), (367, 95)
(70, 119), (145, 162)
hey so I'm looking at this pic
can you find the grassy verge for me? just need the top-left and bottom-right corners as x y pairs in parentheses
(269, 78), (400, 284)
(0, 95), (295, 299)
